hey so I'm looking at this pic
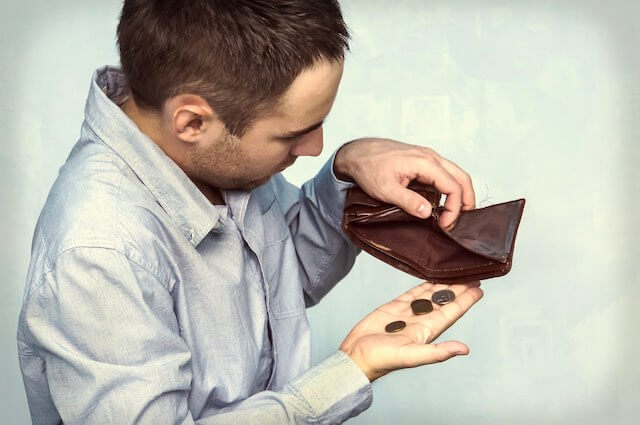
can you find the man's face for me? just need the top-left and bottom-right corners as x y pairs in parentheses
(186, 58), (344, 191)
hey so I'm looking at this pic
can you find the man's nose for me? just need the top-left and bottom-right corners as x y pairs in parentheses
(291, 128), (323, 157)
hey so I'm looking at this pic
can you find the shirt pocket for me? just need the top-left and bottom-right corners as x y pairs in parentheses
(261, 199), (289, 248)
(259, 201), (306, 320)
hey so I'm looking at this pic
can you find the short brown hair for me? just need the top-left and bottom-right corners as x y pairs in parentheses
(117, 0), (350, 136)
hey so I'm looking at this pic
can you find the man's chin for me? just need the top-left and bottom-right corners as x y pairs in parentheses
(235, 175), (274, 191)
(223, 168), (289, 191)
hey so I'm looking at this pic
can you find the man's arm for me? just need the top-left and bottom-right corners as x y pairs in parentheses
(272, 148), (360, 307)
(332, 138), (476, 230)
(272, 138), (476, 307)
(18, 247), (371, 424)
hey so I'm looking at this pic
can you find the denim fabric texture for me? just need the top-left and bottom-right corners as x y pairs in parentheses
(17, 66), (372, 425)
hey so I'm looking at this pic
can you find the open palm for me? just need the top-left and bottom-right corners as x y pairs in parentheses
(339, 280), (483, 382)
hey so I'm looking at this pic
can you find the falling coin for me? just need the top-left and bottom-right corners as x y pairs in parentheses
(385, 320), (406, 333)
(410, 299), (433, 315)
(432, 289), (456, 305)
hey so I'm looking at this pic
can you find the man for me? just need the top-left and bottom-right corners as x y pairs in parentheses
(17, 1), (482, 424)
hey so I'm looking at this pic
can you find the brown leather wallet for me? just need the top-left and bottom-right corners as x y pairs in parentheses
(342, 183), (526, 283)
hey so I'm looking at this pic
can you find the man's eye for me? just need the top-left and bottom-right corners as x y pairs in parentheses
(284, 134), (303, 142)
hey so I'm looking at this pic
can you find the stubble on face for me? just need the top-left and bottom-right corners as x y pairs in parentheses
(186, 130), (279, 191)
(184, 58), (343, 193)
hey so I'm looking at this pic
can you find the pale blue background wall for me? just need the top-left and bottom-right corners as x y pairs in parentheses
(2, 1), (638, 423)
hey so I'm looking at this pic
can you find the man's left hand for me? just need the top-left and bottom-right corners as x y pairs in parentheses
(334, 138), (475, 231)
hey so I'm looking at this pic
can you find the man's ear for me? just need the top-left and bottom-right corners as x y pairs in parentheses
(165, 94), (226, 144)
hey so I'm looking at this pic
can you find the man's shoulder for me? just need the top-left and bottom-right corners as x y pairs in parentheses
(34, 138), (170, 271)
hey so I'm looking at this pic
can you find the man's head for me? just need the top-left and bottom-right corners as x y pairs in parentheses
(117, 0), (349, 191)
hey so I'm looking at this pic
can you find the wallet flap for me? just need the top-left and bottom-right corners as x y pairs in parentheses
(444, 199), (526, 263)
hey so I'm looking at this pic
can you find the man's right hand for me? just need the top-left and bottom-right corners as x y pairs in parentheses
(339, 281), (483, 382)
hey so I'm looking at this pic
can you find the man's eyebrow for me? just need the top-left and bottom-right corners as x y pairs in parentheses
(278, 120), (324, 140)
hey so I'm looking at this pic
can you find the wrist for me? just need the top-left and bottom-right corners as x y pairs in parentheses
(333, 142), (355, 182)
(340, 343), (379, 382)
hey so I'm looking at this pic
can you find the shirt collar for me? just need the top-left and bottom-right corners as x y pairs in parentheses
(83, 65), (223, 246)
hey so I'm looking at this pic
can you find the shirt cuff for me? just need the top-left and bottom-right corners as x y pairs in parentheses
(314, 146), (357, 230)
(288, 350), (373, 424)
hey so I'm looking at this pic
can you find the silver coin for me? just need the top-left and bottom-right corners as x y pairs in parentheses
(432, 289), (455, 305)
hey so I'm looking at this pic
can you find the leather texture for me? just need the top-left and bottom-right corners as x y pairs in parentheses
(342, 183), (526, 283)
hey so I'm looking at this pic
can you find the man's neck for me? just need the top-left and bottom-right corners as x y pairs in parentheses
(120, 97), (226, 206)
(120, 97), (165, 147)
(194, 180), (226, 205)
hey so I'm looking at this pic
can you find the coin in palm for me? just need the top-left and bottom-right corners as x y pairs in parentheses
(410, 299), (433, 315)
(385, 320), (407, 333)
(432, 289), (455, 305)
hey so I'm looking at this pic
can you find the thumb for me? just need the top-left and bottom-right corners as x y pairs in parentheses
(383, 183), (433, 219)
(399, 341), (470, 368)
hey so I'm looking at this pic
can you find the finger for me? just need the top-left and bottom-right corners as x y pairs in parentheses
(398, 340), (469, 368)
(413, 281), (480, 300)
(439, 158), (476, 211)
(397, 286), (481, 342)
(405, 281), (437, 299)
(447, 281), (482, 294)
(380, 282), (434, 314)
(418, 287), (483, 343)
(382, 182), (434, 219)
(411, 161), (463, 229)
(435, 287), (484, 327)
(443, 281), (481, 295)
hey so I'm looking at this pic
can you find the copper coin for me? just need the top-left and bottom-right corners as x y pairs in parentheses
(385, 320), (406, 333)
(432, 289), (456, 305)
(410, 299), (433, 315)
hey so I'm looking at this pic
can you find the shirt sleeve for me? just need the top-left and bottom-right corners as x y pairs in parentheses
(19, 246), (371, 425)
(272, 146), (361, 307)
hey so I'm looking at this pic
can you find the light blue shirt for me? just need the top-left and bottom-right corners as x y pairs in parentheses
(17, 66), (372, 424)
